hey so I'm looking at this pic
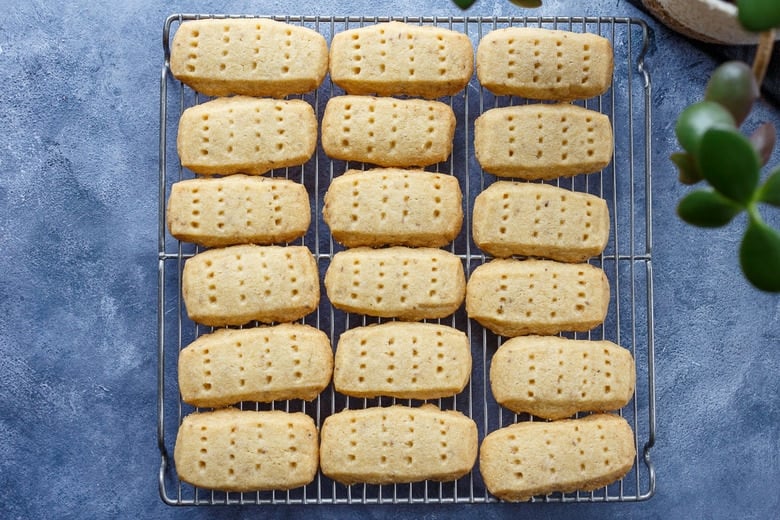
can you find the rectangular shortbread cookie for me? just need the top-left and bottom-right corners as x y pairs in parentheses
(182, 244), (319, 327)
(167, 175), (310, 248)
(320, 404), (478, 485)
(334, 322), (471, 400)
(474, 104), (613, 179)
(490, 335), (635, 420)
(177, 96), (317, 176)
(321, 96), (456, 168)
(476, 27), (613, 101)
(323, 168), (463, 248)
(329, 21), (474, 99)
(178, 324), (333, 408)
(473, 181), (609, 262)
(174, 408), (318, 492)
(170, 18), (328, 97)
(479, 414), (635, 501)
(466, 259), (609, 337)
(325, 247), (465, 320)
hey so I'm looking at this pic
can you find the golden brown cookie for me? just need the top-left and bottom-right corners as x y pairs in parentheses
(330, 21), (473, 98)
(182, 244), (319, 327)
(474, 104), (613, 179)
(465, 258), (609, 337)
(479, 414), (635, 501)
(321, 96), (455, 168)
(490, 335), (635, 419)
(320, 404), (477, 485)
(477, 27), (613, 100)
(334, 322), (471, 399)
(170, 18), (328, 97)
(174, 408), (319, 492)
(325, 247), (465, 320)
(177, 96), (317, 176)
(178, 324), (333, 408)
(324, 168), (462, 248)
(472, 181), (609, 262)
(167, 175), (310, 247)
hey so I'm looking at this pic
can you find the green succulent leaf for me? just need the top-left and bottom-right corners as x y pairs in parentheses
(749, 122), (777, 166)
(698, 127), (761, 204)
(677, 190), (743, 228)
(758, 167), (780, 207)
(737, 0), (780, 33)
(509, 0), (543, 6)
(452, 0), (477, 9)
(675, 101), (736, 155)
(740, 215), (780, 292)
(704, 61), (759, 125)
(671, 151), (703, 185)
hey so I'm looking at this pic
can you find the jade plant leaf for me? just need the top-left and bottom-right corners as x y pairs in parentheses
(750, 122), (777, 167)
(698, 127), (761, 204)
(737, 0), (780, 32)
(677, 190), (743, 227)
(452, 0), (477, 9)
(510, 0), (543, 6)
(671, 152), (703, 185)
(740, 216), (780, 292)
(675, 101), (736, 155)
(758, 167), (780, 207)
(704, 61), (759, 125)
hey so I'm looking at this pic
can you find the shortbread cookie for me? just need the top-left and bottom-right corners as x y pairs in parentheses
(182, 244), (319, 327)
(325, 247), (465, 320)
(477, 27), (613, 100)
(174, 408), (318, 492)
(178, 324), (333, 408)
(334, 322), (471, 400)
(170, 18), (328, 97)
(320, 404), (477, 485)
(466, 259), (609, 337)
(321, 96), (456, 167)
(167, 175), (310, 248)
(177, 96), (317, 176)
(490, 336), (635, 420)
(323, 168), (462, 248)
(473, 181), (609, 262)
(479, 414), (635, 501)
(329, 21), (473, 98)
(474, 104), (613, 179)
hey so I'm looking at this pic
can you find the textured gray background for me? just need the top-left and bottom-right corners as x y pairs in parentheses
(1, 0), (779, 519)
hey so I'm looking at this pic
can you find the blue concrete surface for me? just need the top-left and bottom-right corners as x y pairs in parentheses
(1, 0), (778, 518)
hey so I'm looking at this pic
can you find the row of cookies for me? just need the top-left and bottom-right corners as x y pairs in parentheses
(317, 22), (477, 493)
(174, 404), (634, 498)
(465, 27), (638, 502)
(171, 19), (611, 100)
(168, 18), (331, 497)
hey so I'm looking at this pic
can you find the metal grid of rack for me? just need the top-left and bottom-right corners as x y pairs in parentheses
(158, 14), (656, 505)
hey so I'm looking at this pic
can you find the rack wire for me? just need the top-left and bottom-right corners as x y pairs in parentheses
(158, 14), (656, 505)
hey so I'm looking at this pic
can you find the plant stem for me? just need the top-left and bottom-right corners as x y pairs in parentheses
(753, 29), (776, 86)
(747, 201), (764, 226)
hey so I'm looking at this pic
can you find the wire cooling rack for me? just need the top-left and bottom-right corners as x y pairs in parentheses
(158, 14), (656, 505)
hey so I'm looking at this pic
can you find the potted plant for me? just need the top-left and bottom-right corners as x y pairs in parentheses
(669, 0), (780, 292)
